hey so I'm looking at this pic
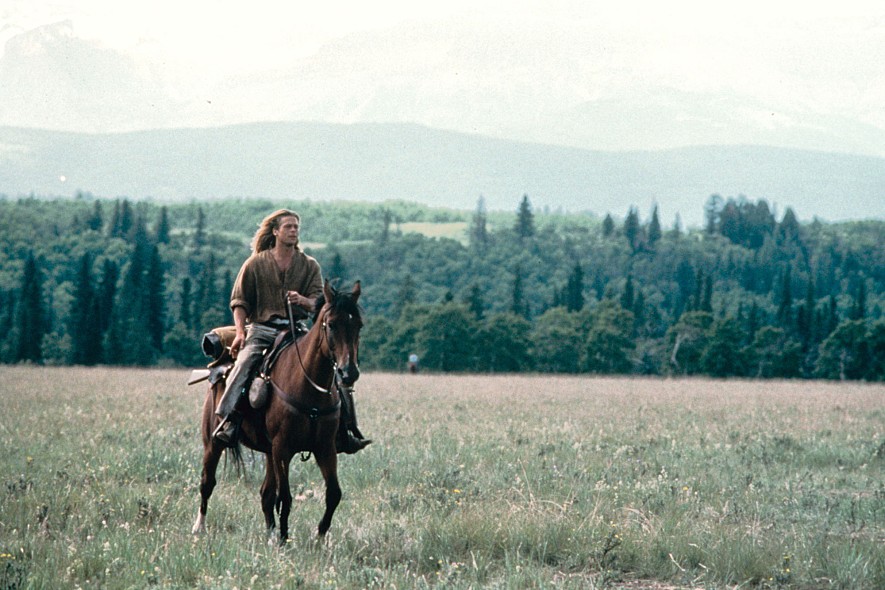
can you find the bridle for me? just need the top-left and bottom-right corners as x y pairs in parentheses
(288, 300), (341, 395)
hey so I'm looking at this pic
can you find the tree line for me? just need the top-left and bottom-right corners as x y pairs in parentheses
(0, 193), (881, 380)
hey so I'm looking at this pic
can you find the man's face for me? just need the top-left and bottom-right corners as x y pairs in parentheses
(274, 216), (300, 246)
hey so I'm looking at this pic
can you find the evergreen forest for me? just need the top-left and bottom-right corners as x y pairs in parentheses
(0, 193), (882, 380)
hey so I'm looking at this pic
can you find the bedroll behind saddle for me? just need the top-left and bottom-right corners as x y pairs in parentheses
(200, 324), (301, 408)
(202, 326), (238, 368)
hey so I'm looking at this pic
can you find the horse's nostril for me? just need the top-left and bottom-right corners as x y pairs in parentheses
(340, 365), (359, 386)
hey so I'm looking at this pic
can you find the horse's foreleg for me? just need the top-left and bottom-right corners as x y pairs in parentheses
(260, 453), (277, 539)
(273, 450), (294, 545)
(315, 452), (341, 537)
(193, 443), (223, 535)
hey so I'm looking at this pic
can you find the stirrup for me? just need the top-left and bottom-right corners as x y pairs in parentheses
(339, 431), (372, 454)
(212, 414), (241, 447)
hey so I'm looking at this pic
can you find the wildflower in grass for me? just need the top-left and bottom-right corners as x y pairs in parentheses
(775, 553), (793, 586)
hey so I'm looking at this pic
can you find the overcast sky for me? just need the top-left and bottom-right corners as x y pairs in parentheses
(2, 0), (884, 154)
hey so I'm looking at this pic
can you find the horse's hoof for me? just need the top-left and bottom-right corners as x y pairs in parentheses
(192, 514), (206, 536)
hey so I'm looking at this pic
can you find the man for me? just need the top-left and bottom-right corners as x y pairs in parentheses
(212, 209), (370, 454)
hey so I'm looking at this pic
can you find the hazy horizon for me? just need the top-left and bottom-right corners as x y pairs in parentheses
(2, 1), (884, 158)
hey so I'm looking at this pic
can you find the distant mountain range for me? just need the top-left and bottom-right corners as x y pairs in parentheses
(1, 122), (883, 227)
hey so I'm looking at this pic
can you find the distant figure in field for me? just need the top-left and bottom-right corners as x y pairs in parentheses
(408, 353), (419, 374)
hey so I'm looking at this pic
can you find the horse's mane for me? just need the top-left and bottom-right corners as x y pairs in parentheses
(312, 284), (362, 324)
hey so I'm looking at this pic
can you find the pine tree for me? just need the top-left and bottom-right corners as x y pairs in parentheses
(515, 195), (535, 239)
(850, 278), (866, 320)
(379, 208), (392, 245)
(155, 206), (171, 244)
(179, 277), (193, 329)
(746, 301), (760, 341)
(669, 213), (683, 239)
(632, 290), (646, 335)
(194, 207), (206, 248)
(194, 253), (225, 328)
(97, 259), (119, 339)
(86, 200), (104, 232)
(701, 275), (713, 313)
(777, 266), (793, 327)
(466, 283), (485, 320)
(591, 271), (606, 301)
(704, 194), (723, 235)
(109, 200), (121, 237)
(0, 290), (10, 362)
(512, 265), (527, 318)
(623, 207), (641, 252)
(691, 269), (704, 312)
(675, 260), (694, 314)
(395, 275), (416, 316)
(621, 274), (635, 311)
(69, 254), (103, 365)
(777, 207), (801, 244)
(824, 295), (839, 337)
(15, 253), (46, 363)
(113, 199), (134, 240)
(145, 245), (166, 353)
(797, 277), (816, 346)
(566, 263), (585, 312)
(469, 196), (489, 249)
(106, 239), (155, 364)
(221, 270), (233, 310)
(647, 205), (662, 246)
(602, 213), (615, 238)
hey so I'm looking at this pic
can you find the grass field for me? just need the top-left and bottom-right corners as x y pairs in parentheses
(0, 367), (883, 589)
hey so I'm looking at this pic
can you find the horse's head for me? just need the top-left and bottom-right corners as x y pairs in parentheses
(318, 280), (363, 387)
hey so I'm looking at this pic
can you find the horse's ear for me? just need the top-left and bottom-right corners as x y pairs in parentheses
(323, 280), (333, 304)
(351, 280), (361, 302)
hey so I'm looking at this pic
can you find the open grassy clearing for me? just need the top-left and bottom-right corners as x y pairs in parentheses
(397, 221), (468, 242)
(0, 368), (882, 589)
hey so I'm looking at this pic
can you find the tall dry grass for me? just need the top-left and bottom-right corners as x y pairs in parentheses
(1, 367), (882, 589)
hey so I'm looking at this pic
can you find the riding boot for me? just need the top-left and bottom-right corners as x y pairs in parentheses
(212, 410), (242, 447)
(337, 385), (371, 454)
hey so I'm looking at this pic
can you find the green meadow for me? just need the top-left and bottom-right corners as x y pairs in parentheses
(1, 367), (883, 589)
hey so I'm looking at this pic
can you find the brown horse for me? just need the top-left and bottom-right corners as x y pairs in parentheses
(192, 281), (363, 543)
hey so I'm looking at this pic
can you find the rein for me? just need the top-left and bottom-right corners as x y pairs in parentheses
(269, 379), (341, 463)
(270, 380), (341, 420)
(288, 300), (337, 395)
(271, 300), (343, 419)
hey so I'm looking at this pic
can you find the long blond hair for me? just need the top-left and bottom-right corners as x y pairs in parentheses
(251, 209), (301, 253)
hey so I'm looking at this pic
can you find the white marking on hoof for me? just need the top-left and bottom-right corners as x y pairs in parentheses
(192, 512), (206, 535)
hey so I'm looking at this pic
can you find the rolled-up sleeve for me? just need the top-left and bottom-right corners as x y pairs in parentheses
(229, 258), (255, 317)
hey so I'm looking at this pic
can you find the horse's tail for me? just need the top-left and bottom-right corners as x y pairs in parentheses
(224, 442), (245, 475)
(203, 381), (247, 475)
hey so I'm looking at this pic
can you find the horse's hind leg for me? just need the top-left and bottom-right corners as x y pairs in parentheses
(315, 452), (342, 537)
(193, 443), (223, 535)
(260, 452), (277, 539)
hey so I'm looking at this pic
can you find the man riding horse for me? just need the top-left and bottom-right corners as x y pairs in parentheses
(212, 208), (370, 454)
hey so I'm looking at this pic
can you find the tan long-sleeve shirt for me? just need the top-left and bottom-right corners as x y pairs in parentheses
(229, 250), (323, 323)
